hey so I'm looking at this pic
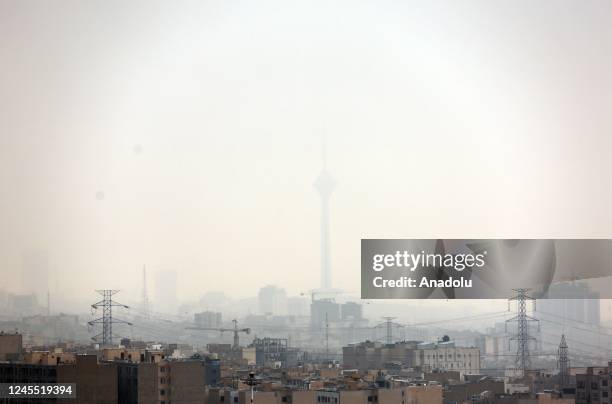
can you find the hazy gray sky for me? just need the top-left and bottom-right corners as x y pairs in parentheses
(1, 0), (612, 309)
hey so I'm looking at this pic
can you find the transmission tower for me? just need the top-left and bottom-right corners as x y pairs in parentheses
(506, 288), (539, 376)
(88, 290), (132, 347)
(558, 334), (570, 388)
(381, 317), (397, 345)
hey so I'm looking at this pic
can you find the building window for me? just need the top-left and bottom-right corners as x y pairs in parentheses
(160, 389), (165, 396)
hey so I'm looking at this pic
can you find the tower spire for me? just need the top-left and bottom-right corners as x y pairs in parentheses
(314, 139), (335, 291)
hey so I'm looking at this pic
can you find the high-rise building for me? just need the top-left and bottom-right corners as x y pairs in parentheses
(310, 298), (341, 330)
(258, 285), (287, 315)
(341, 302), (363, 320)
(539, 282), (600, 325)
(194, 311), (222, 328)
(287, 297), (310, 317)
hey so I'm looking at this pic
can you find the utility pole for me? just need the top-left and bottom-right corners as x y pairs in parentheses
(88, 290), (132, 347)
(141, 266), (150, 319)
(558, 334), (570, 388)
(325, 313), (329, 364)
(506, 288), (539, 377)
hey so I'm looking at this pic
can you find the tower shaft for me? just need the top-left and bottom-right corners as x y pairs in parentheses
(314, 168), (336, 291)
(320, 195), (331, 290)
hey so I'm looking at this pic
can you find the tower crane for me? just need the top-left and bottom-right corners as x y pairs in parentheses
(186, 319), (250, 349)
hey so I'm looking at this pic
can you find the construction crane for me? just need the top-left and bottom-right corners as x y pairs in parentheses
(300, 288), (343, 303)
(186, 319), (250, 349)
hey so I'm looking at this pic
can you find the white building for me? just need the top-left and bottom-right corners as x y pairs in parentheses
(419, 341), (481, 374)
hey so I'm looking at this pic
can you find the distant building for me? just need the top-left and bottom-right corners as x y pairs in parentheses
(343, 340), (422, 371)
(249, 337), (303, 368)
(539, 282), (600, 326)
(419, 340), (481, 374)
(21, 250), (49, 303)
(287, 297), (309, 317)
(310, 298), (341, 330)
(341, 302), (363, 320)
(10, 293), (39, 316)
(443, 376), (505, 402)
(258, 285), (288, 315)
(343, 340), (481, 375)
(194, 311), (222, 328)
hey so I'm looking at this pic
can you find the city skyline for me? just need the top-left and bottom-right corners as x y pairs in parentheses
(3, 1), (612, 305)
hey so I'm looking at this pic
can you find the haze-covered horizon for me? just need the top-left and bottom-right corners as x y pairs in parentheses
(2, 0), (612, 314)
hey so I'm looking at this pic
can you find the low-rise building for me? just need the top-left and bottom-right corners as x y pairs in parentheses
(343, 340), (481, 375)
(575, 362), (612, 404)
(0, 331), (22, 361)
